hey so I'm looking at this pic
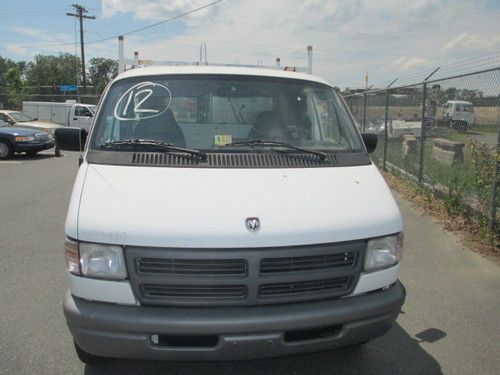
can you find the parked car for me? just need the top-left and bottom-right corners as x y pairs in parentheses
(23, 100), (96, 132)
(0, 119), (55, 159)
(0, 110), (63, 156)
(57, 65), (405, 364)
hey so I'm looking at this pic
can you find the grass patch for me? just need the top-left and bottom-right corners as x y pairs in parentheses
(379, 133), (498, 249)
(382, 171), (499, 261)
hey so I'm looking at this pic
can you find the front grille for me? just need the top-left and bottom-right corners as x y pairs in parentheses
(136, 258), (247, 276)
(258, 276), (352, 297)
(260, 252), (356, 274)
(142, 284), (247, 299)
(126, 241), (364, 306)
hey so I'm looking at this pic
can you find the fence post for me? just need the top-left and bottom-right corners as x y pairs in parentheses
(417, 81), (427, 184)
(383, 78), (398, 171)
(418, 67), (440, 184)
(362, 92), (367, 132)
(383, 89), (389, 170)
(490, 95), (500, 234)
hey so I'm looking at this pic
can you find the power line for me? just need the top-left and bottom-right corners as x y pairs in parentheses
(93, 0), (225, 43)
(4, 0), (225, 50)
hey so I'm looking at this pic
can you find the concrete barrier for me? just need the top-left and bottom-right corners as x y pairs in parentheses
(432, 138), (465, 166)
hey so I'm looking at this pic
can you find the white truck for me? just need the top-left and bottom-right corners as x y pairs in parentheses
(23, 100), (96, 132)
(440, 100), (475, 132)
(55, 66), (405, 364)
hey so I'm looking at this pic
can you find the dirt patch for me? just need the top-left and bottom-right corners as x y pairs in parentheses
(383, 171), (499, 263)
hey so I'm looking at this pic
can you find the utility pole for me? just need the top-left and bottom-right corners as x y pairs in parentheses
(66, 4), (95, 93)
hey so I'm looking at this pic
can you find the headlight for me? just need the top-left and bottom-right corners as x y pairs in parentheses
(64, 238), (80, 275)
(15, 135), (35, 141)
(64, 239), (127, 280)
(364, 233), (403, 272)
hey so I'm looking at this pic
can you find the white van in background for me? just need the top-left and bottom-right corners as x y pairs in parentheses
(23, 100), (96, 132)
(55, 66), (406, 364)
(442, 100), (475, 132)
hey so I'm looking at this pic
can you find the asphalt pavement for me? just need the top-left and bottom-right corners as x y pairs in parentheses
(0, 150), (498, 374)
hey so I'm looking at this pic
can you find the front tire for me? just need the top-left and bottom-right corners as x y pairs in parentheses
(0, 140), (13, 159)
(452, 120), (467, 132)
(74, 342), (112, 364)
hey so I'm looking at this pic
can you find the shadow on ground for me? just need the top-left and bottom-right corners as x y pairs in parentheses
(84, 323), (444, 375)
(12, 153), (55, 160)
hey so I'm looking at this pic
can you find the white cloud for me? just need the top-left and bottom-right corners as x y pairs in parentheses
(442, 32), (500, 55)
(390, 56), (428, 70)
(7, 27), (76, 55)
(102, 0), (205, 20)
(7, 0), (500, 89)
(74, 0), (500, 87)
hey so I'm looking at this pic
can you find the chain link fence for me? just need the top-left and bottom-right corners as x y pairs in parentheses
(344, 67), (500, 240)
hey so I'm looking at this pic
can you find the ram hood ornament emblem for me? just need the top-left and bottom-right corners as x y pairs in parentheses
(245, 217), (260, 232)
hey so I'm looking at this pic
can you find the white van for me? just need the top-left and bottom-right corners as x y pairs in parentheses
(56, 66), (405, 364)
(442, 100), (475, 131)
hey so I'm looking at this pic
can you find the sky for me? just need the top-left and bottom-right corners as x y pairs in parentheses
(0, 0), (499, 89)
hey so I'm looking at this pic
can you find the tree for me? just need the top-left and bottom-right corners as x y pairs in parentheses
(0, 56), (26, 87)
(26, 53), (81, 88)
(3, 67), (26, 108)
(88, 58), (118, 93)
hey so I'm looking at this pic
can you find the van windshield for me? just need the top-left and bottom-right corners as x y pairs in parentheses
(91, 75), (362, 153)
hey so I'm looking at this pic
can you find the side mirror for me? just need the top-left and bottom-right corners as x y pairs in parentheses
(55, 127), (86, 151)
(361, 133), (377, 153)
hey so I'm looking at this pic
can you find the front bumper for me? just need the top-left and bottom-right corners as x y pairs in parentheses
(64, 280), (406, 361)
(14, 140), (55, 152)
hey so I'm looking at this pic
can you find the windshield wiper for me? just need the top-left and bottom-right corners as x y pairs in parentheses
(100, 139), (207, 161)
(220, 140), (327, 161)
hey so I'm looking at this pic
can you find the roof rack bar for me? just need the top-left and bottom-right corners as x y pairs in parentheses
(118, 36), (313, 74)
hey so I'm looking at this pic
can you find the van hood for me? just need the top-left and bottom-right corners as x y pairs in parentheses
(73, 163), (403, 248)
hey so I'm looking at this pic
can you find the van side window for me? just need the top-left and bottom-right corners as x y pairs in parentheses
(76, 106), (93, 117)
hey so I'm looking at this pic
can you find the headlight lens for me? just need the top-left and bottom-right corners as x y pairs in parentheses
(64, 239), (127, 280)
(364, 233), (403, 272)
(15, 135), (35, 142)
(79, 243), (127, 280)
(64, 238), (81, 275)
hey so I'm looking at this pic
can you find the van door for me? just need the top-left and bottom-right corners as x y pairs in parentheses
(72, 105), (94, 131)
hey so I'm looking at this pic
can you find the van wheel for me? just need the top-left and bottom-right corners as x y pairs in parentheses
(74, 342), (112, 364)
(452, 121), (467, 132)
(0, 140), (13, 159)
(54, 147), (62, 157)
